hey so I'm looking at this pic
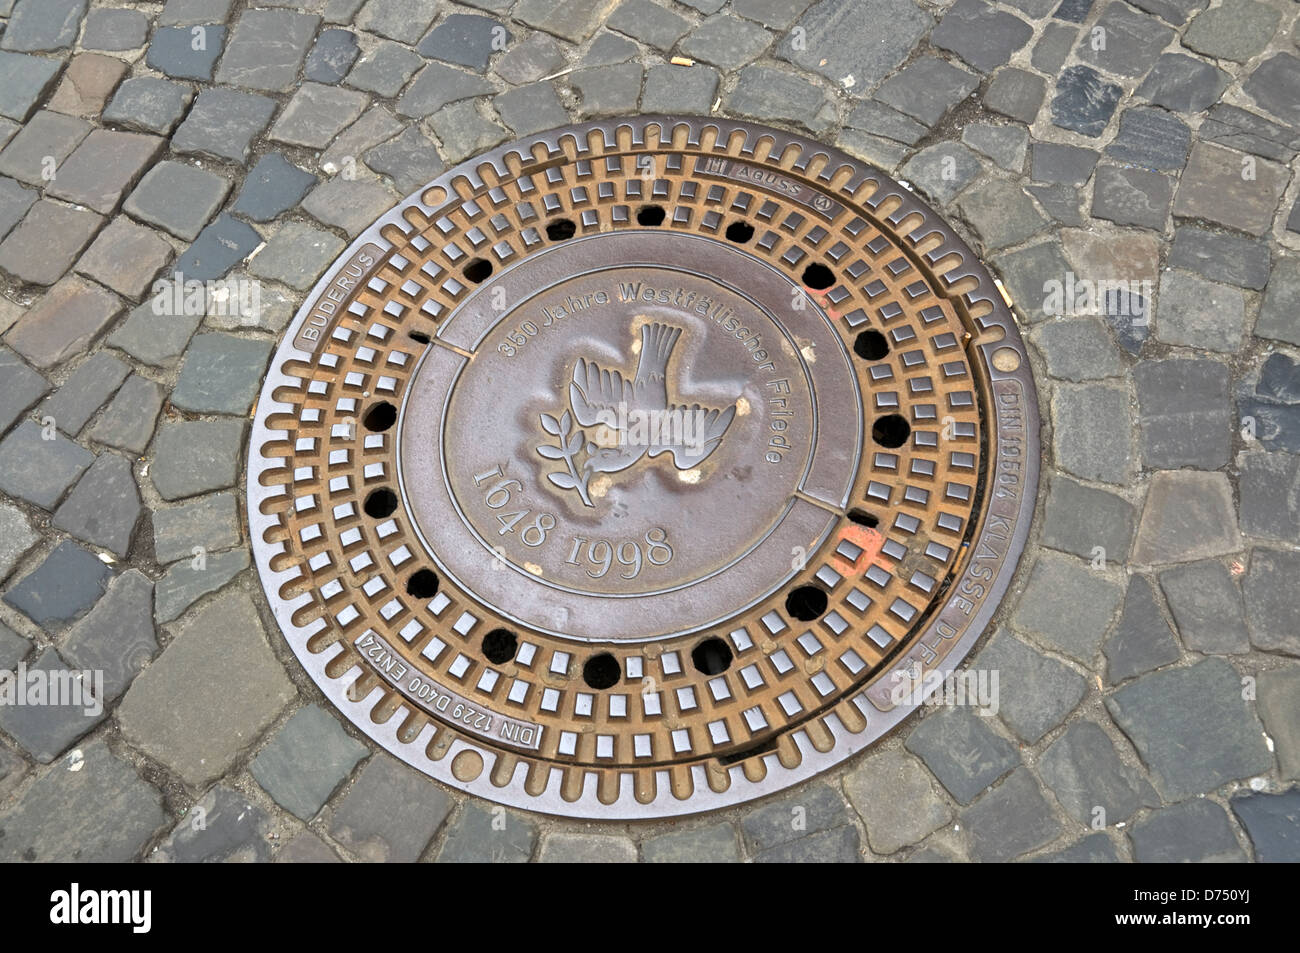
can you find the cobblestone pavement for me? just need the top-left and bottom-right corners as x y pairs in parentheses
(0, 0), (1298, 864)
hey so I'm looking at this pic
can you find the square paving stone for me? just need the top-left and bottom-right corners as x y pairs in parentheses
(1159, 559), (1250, 655)
(0, 646), (107, 762)
(932, 0), (1031, 73)
(323, 113), (404, 178)
(643, 64), (720, 116)
(248, 222), (346, 291)
(1013, 551), (1123, 663)
(102, 77), (194, 135)
(493, 32), (565, 85)
(0, 175), (37, 242)
(0, 419), (95, 510)
(1183, 0), (1280, 63)
(0, 742), (165, 862)
(1239, 352), (1300, 454)
(84, 375), (164, 456)
(150, 418), (247, 501)
(1040, 473), (1134, 562)
(152, 492), (241, 565)
(1075, 2), (1172, 77)
(899, 143), (983, 205)
(427, 100), (507, 164)
(1032, 21), (1077, 74)
(1105, 106), (1190, 172)
(75, 217), (172, 301)
(1038, 720), (1158, 825)
(0, 621), (30, 670)
(153, 786), (273, 863)
(1200, 103), (1300, 163)
(270, 83), (369, 150)
(1243, 548), (1300, 656)
(275, 831), (341, 863)
(1030, 143), (1097, 186)
(6, 275), (122, 367)
(1136, 53), (1229, 113)
(1132, 471), (1240, 565)
(1230, 790), (1300, 863)
(957, 180), (1048, 250)
(640, 822), (739, 864)
(1238, 450), (1300, 542)
(515, 0), (607, 42)
(301, 176), (396, 238)
(1154, 271), (1244, 352)
(608, 0), (690, 51)
(1103, 575), (1180, 685)
(1091, 165), (1171, 230)
(107, 299), (202, 368)
(1107, 657), (1270, 799)
(1173, 141), (1288, 237)
(82, 8), (149, 51)
(985, 68), (1045, 124)
(1135, 358), (1230, 470)
(171, 333), (272, 416)
(417, 13), (509, 71)
(344, 41), (424, 98)
(1129, 798), (1246, 862)
(1050, 383), (1135, 485)
(356, 0), (439, 43)
(232, 155), (318, 223)
(904, 704), (1018, 804)
(215, 9), (321, 92)
(961, 123), (1028, 172)
(1255, 258), (1300, 348)
(363, 126), (444, 194)
(778, 0), (929, 88)
(847, 102), (928, 146)
(159, 0), (236, 26)
(992, 241), (1072, 323)
(494, 83), (569, 138)
(877, 56), (978, 126)
(329, 753), (452, 862)
(146, 25), (227, 81)
(843, 748), (950, 853)
(539, 833), (638, 863)
(3, 539), (110, 628)
(61, 568), (155, 700)
(1051, 65), (1121, 137)
(48, 130), (166, 217)
(38, 351), (128, 437)
(961, 768), (1063, 862)
(578, 31), (639, 67)
(153, 547), (249, 624)
(1, 0), (87, 53)
(0, 110), (92, 186)
(1032, 317), (1122, 381)
(0, 346), (48, 434)
(45, 52), (129, 118)
(306, 28), (359, 85)
(1169, 225), (1270, 291)
(0, 200), (104, 287)
(1257, 666), (1300, 780)
(52, 452), (141, 558)
(251, 705), (368, 820)
(125, 160), (230, 242)
(0, 51), (64, 122)
(171, 87), (277, 163)
(679, 14), (771, 70)
(118, 589), (296, 788)
(172, 214), (260, 282)
(740, 782), (859, 860)
(565, 63), (645, 122)
(396, 63), (496, 120)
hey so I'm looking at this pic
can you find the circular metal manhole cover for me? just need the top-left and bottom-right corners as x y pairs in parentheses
(248, 116), (1040, 819)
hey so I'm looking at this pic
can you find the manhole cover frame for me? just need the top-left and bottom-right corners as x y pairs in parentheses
(248, 115), (1040, 819)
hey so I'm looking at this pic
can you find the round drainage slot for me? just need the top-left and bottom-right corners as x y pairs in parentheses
(248, 116), (1039, 819)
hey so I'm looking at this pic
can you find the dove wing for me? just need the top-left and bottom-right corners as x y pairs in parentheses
(649, 402), (738, 469)
(569, 358), (632, 428)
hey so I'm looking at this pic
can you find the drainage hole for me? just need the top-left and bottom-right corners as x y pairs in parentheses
(848, 508), (879, 529)
(405, 569), (439, 599)
(545, 218), (576, 241)
(408, 329), (431, 344)
(802, 262), (835, 289)
(853, 329), (889, 361)
(636, 204), (666, 226)
(464, 257), (493, 282)
(363, 487), (398, 519)
(582, 652), (621, 689)
(482, 628), (518, 665)
(725, 220), (755, 243)
(872, 413), (911, 448)
(691, 636), (733, 676)
(786, 584), (829, 621)
(362, 400), (397, 432)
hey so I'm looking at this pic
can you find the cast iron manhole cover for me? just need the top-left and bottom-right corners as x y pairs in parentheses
(249, 116), (1040, 818)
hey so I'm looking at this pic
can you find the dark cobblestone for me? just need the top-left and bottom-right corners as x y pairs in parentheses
(1104, 575), (1180, 685)
(1132, 471), (1240, 565)
(435, 802), (540, 863)
(251, 704), (368, 820)
(61, 568), (155, 700)
(905, 705), (1018, 804)
(1159, 559), (1250, 655)
(962, 768), (1063, 862)
(1130, 798), (1246, 862)
(329, 754), (451, 862)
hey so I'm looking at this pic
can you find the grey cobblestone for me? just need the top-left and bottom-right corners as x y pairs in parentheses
(172, 333), (273, 416)
(75, 216), (172, 301)
(977, 629), (1086, 743)
(0, 646), (107, 761)
(251, 705), (368, 820)
(905, 705), (1018, 804)
(962, 768), (1062, 862)
(329, 753), (451, 862)
(1159, 560), (1250, 655)
(102, 77), (194, 136)
(1103, 576), (1180, 685)
(125, 160), (231, 242)
(436, 803), (539, 863)
(154, 547), (249, 624)
(39, 351), (129, 437)
(1135, 358), (1231, 470)
(1132, 471), (1240, 565)
(1038, 720), (1158, 825)
(1243, 548), (1300, 656)
(1130, 798), (1247, 862)
(62, 568), (156, 700)
(215, 9), (320, 93)
(154, 786), (273, 863)
(171, 88), (277, 164)
(150, 418), (247, 501)
(1014, 551), (1122, 663)
(539, 832), (638, 863)
(641, 822), (739, 863)
(0, 420), (95, 510)
(844, 748), (950, 853)
(52, 451), (141, 557)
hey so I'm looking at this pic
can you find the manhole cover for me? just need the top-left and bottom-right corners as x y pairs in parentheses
(248, 116), (1040, 818)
